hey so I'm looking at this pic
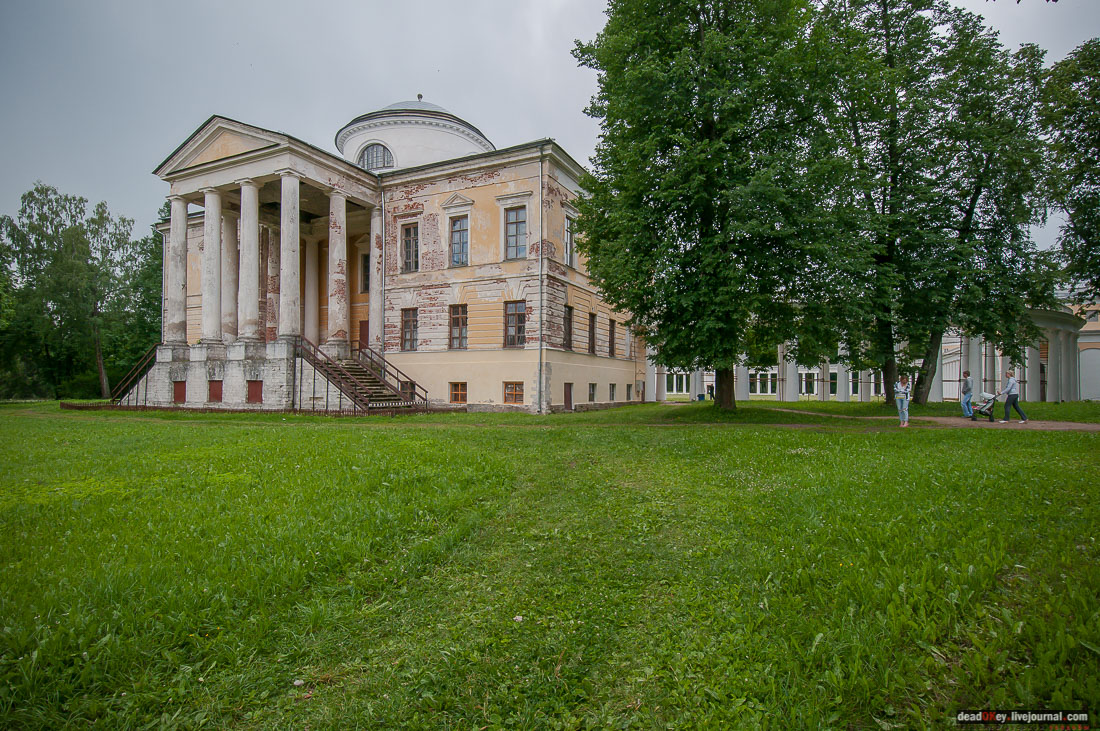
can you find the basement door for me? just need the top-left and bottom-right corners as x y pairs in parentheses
(564, 382), (573, 410)
(358, 320), (369, 350)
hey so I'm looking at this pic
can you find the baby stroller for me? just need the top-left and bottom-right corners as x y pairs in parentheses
(971, 392), (999, 422)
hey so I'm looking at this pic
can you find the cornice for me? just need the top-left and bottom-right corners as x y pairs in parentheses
(336, 115), (494, 155)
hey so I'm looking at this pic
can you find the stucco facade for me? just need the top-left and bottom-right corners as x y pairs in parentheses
(121, 101), (644, 413)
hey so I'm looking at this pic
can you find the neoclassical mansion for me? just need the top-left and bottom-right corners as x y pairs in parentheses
(121, 99), (645, 413)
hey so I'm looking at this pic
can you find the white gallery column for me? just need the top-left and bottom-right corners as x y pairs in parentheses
(326, 191), (349, 351)
(266, 226), (280, 341)
(237, 180), (261, 341)
(200, 189), (223, 344)
(819, 360), (830, 401)
(165, 196), (189, 345)
(735, 364), (750, 402)
(368, 205), (384, 351)
(278, 172), (301, 340)
(929, 347), (944, 402)
(967, 337), (983, 395)
(1047, 331), (1062, 402)
(835, 361), (850, 403)
(304, 237), (320, 344)
(1023, 344), (1040, 401)
(221, 212), (239, 342)
(1061, 331), (1074, 401)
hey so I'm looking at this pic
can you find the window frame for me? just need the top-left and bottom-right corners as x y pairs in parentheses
(358, 143), (395, 171)
(563, 305), (573, 351)
(588, 312), (597, 355)
(401, 223), (419, 273)
(503, 381), (524, 404)
(401, 308), (418, 351)
(359, 251), (370, 293)
(504, 206), (526, 260)
(564, 216), (576, 268)
(608, 320), (616, 358)
(449, 304), (468, 350)
(609, 383), (617, 401)
(504, 300), (526, 348)
(449, 215), (469, 268)
(588, 382), (597, 402)
(450, 382), (467, 404)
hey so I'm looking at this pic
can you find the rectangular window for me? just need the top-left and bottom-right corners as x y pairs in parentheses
(173, 380), (186, 404)
(609, 383), (617, 401)
(504, 381), (524, 404)
(246, 379), (263, 404)
(588, 312), (597, 354)
(401, 223), (419, 273)
(399, 381), (415, 401)
(666, 373), (675, 393)
(608, 320), (616, 357)
(564, 216), (576, 267)
(449, 304), (468, 349)
(627, 384), (633, 401)
(360, 252), (370, 293)
(505, 300), (526, 348)
(208, 380), (223, 403)
(563, 305), (573, 350)
(450, 382), (467, 404)
(830, 371), (838, 395)
(505, 207), (526, 259)
(401, 308), (418, 351)
(749, 373), (758, 394)
(770, 372), (778, 394)
(588, 382), (597, 402)
(851, 371), (859, 395)
(450, 216), (469, 267)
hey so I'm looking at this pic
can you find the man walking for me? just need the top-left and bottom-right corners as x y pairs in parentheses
(998, 370), (1028, 424)
(961, 370), (973, 418)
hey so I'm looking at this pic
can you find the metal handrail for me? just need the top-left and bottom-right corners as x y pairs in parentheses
(111, 343), (159, 403)
(294, 337), (373, 411)
(351, 343), (429, 402)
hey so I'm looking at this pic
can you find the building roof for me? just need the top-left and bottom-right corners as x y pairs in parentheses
(334, 99), (492, 154)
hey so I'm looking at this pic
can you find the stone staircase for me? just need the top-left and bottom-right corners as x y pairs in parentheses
(337, 358), (410, 406)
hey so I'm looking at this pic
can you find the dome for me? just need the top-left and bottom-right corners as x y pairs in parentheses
(335, 97), (495, 172)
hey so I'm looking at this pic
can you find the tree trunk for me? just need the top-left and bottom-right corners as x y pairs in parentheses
(715, 367), (736, 410)
(94, 325), (110, 398)
(913, 329), (943, 405)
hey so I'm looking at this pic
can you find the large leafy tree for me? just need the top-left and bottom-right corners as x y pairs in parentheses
(1042, 38), (1100, 305)
(574, 0), (863, 409)
(0, 184), (139, 398)
(827, 0), (1052, 403)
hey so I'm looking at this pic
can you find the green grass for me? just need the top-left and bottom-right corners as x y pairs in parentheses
(1, 402), (1097, 728)
(748, 396), (1100, 423)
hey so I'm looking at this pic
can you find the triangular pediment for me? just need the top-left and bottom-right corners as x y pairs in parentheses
(442, 192), (475, 209)
(154, 116), (284, 177)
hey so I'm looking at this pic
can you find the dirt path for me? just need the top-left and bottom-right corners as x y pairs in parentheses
(770, 408), (1100, 432)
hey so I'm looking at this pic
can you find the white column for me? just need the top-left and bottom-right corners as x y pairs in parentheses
(1061, 330), (1074, 401)
(1047, 331), (1062, 402)
(266, 226), (280, 341)
(735, 364), (750, 401)
(655, 364), (667, 401)
(278, 173), (301, 340)
(237, 181), (261, 341)
(220, 211), (239, 342)
(929, 347), (944, 402)
(165, 196), (188, 345)
(368, 205), (384, 351)
(967, 337), (983, 395)
(779, 345), (799, 402)
(1068, 332), (1079, 401)
(819, 360), (830, 401)
(304, 237), (320, 344)
(200, 189), (223, 344)
(1024, 344), (1040, 402)
(326, 191), (349, 348)
(835, 362), (850, 402)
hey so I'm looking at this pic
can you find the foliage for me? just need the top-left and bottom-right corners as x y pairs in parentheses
(1041, 38), (1100, 305)
(572, 0), (866, 409)
(0, 402), (1096, 727)
(0, 185), (161, 398)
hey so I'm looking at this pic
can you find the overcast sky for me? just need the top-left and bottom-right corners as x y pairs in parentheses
(1, 0), (1097, 240)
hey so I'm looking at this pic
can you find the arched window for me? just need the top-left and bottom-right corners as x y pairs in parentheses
(358, 144), (394, 171)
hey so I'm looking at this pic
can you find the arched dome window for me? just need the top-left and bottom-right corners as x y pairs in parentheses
(359, 144), (394, 171)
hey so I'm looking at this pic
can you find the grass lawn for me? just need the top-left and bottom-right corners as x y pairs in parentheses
(1, 401), (1097, 728)
(747, 396), (1100, 423)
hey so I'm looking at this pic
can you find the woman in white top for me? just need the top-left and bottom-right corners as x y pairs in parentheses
(997, 370), (1028, 423)
(895, 374), (911, 427)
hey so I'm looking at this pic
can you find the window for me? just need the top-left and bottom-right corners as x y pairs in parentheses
(505, 300), (526, 348)
(588, 312), (597, 354)
(401, 308), (418, 351)
(208, 380), (223, 403)
(563, 305), (573, 350)
(609, 383), (617, 401)
(749, 372), (758, 394)
(359, 143), (394, 171)
(360, 252), (370, 293)
(246, 380), (263, 404)
(505, 207), (526, 259)
(627, 384), (633, 401)
(608, 320), (616, 357)
(399, 381), (415, 401)
(564, 216), (576, 267)
(801, 371), (815, 395)
(450, 216), (469, 267)
(449, 304), (467, 349)
(401, 224), (419, 273)
(450, 382), (467, 404)
(172, 380), (186, 404)
(588, 383), (597, 402)
(1088, 310), (1099, 322)
(830, 371), (838, 395)
(851, 371), (859, 395)
(504, 381), (524, 404)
